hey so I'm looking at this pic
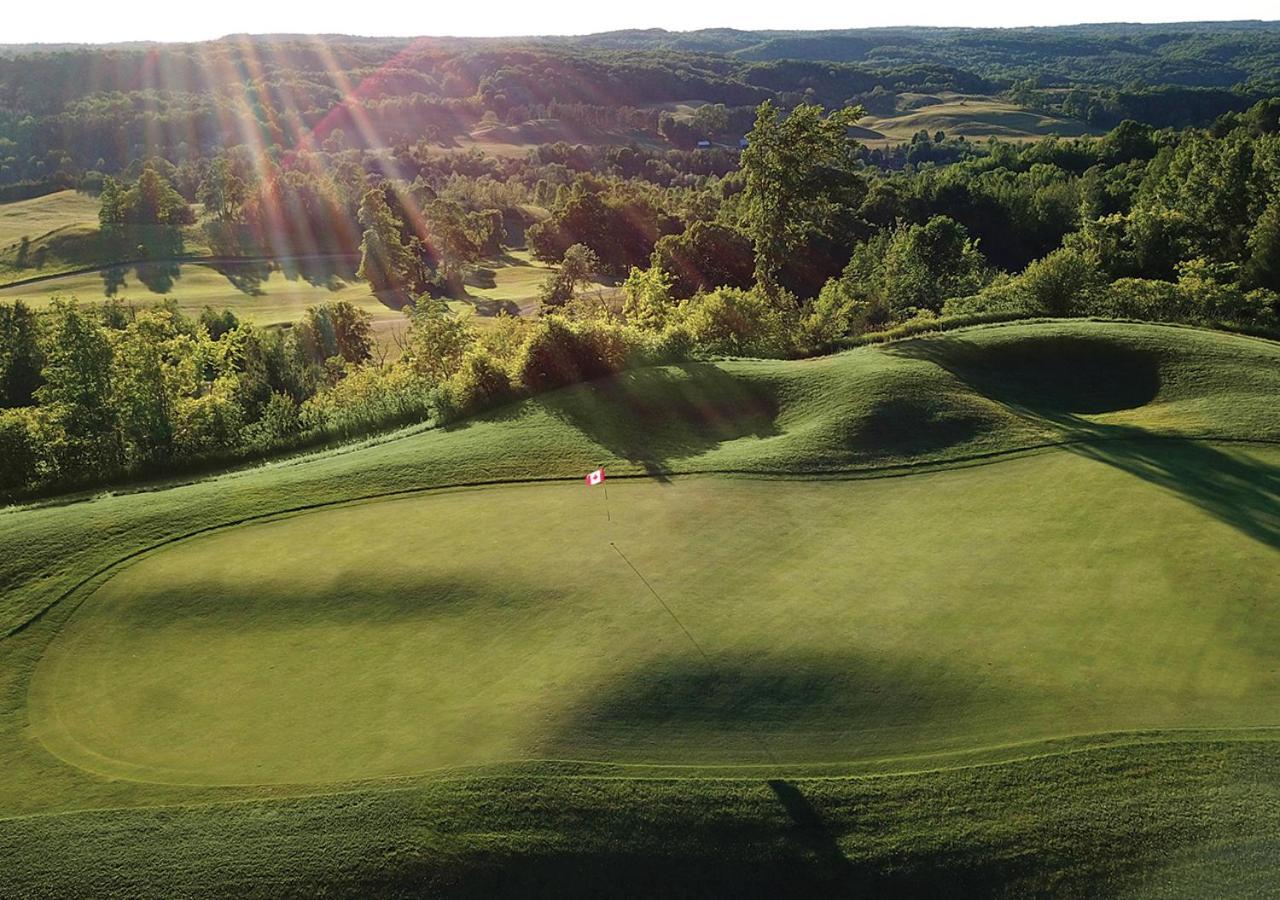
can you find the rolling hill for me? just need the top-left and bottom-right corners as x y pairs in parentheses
(1, 320), (1277, 896)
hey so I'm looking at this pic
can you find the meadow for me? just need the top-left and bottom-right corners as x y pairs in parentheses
(855, 93), (1103, 145)
(2, 320), (1278, 895)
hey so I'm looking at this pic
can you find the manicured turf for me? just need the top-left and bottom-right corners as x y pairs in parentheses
(856, 93), (1102, 145)
(0, 258), (410, 345)
(0, 248), (590, 344)
(1, 320), (1277, 895)
(28, 450), (1280, 785)
(0, 190), (101, 250)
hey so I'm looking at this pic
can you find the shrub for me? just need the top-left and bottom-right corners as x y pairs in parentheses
(0, 409), (39, 493)
(173, 383), (245, 457)
(443, 348), (514, 419)
(241, 392), (302, 450)
(673, 287), (795, 357)
(1086, 278), (1190, 322)
(303, 366), (436, 439)
(515, 317), (619, 391)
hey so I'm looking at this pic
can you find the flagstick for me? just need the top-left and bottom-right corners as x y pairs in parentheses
(602, 475), (611, 523)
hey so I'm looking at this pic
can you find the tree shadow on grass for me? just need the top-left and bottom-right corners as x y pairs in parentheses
(278, 254), (358, 289)
(558, 651), (1010, 753)
(211, 259), (271, 296)
(886, 332), (1163, 416)
(888, 333), (1279, 549)
(537, 363), (781, 481)
(1060, 424), (1280, 551)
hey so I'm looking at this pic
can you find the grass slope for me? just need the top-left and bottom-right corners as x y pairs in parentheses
(857, 94), (1102, 144)
(0, 190), (100, 250)
(1, 320), (1277, 896)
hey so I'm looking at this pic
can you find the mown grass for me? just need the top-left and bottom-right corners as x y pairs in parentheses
(856, 93), (1103, 145)
(0, 190), (101, 250)
(1, 320), (1278, 896)
(0, 258), (410, 347)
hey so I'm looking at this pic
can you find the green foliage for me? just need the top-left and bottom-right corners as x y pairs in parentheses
(403, 296), (473, 380)
(197, 158), (246, 223)
(442, 347), (513, 418)
(651, 221), (755, 300)
(98, 166), (194, 227)
(1244, 195), (1280, 291)
(824, 216), (991, 325)
(537, 243), (599, 310)
(0, 301), (42, 408)
(672, 286), (795, 358)
(620, 265), (674, 331)
(528, 182), (681, 275)
(357, 188), (417, 294)
(515, 316), (630, 391)
(739, 101), (865, 291)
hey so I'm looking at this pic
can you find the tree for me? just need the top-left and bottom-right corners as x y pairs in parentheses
(621, 266), (675, 330)
(739, 101), (865, 294)
(198, 158), (247, 222)
(37, 301), (122, 473)
(403, 297), (473, 379)
(0, 301), (43, 408)
(538, 243), (600, 309)
(426, 198), (485, 291)
(651, 222), (755, 300)
(357, 188), (417, 293)
(1244, 196), (1280, 291)
(298, 302), (373, 366)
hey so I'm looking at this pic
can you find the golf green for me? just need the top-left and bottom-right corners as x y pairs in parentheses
(29, 443), (1280, 786)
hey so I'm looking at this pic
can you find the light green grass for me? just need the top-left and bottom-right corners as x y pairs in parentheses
(0, 190), (101, 250)
(0, 259), (409, 345)
(27, 449), (1280, 786)
(857, 93), (1102, 145)
(1, 320), (1277, 895)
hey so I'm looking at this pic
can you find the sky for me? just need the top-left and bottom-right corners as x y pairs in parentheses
(2, 0), (1277, 44)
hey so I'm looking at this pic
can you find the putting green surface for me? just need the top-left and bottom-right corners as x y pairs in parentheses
(30, 445), (1280, 785)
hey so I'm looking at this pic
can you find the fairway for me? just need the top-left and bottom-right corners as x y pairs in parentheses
(855, 93), (1102, 145)
(0, 190), (100, 250)
(30, 444), (1280, 785)
(0, 259), (411, 346)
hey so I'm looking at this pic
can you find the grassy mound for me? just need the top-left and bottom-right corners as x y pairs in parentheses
(1, 319), (1277, 896)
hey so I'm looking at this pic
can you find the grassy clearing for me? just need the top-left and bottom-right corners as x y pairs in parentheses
(1, 320), (1277, 895)
(856, 93), (1102, 145)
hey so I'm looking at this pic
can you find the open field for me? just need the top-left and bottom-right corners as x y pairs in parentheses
(0, 249), (597, 346)
(0, 190), (100, 249)
(1, 321), (1277, 895)
(855, 93), (1102, 145)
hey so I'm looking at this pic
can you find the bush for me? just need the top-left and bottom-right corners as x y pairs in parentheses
(672, 287), (795, 357)
(515, 317), (621, 392)
(1086, 278), (1191, 322)
(303, 366), (436, 439)
(173, 384), (245, 458)
(443, 348), (514, 419)
(241, 392), (302, 450)
(0, 409), (39, 493)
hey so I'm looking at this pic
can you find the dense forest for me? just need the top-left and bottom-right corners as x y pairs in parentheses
(1, 25), (1279, 499)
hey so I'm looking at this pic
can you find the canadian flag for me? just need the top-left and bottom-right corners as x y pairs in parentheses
(585, 467), (605, 486)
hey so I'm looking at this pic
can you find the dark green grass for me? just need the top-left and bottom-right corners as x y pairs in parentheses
(1, 320), (1278, 896)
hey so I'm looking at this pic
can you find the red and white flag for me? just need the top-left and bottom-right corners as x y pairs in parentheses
(585, 467), (605, 486)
